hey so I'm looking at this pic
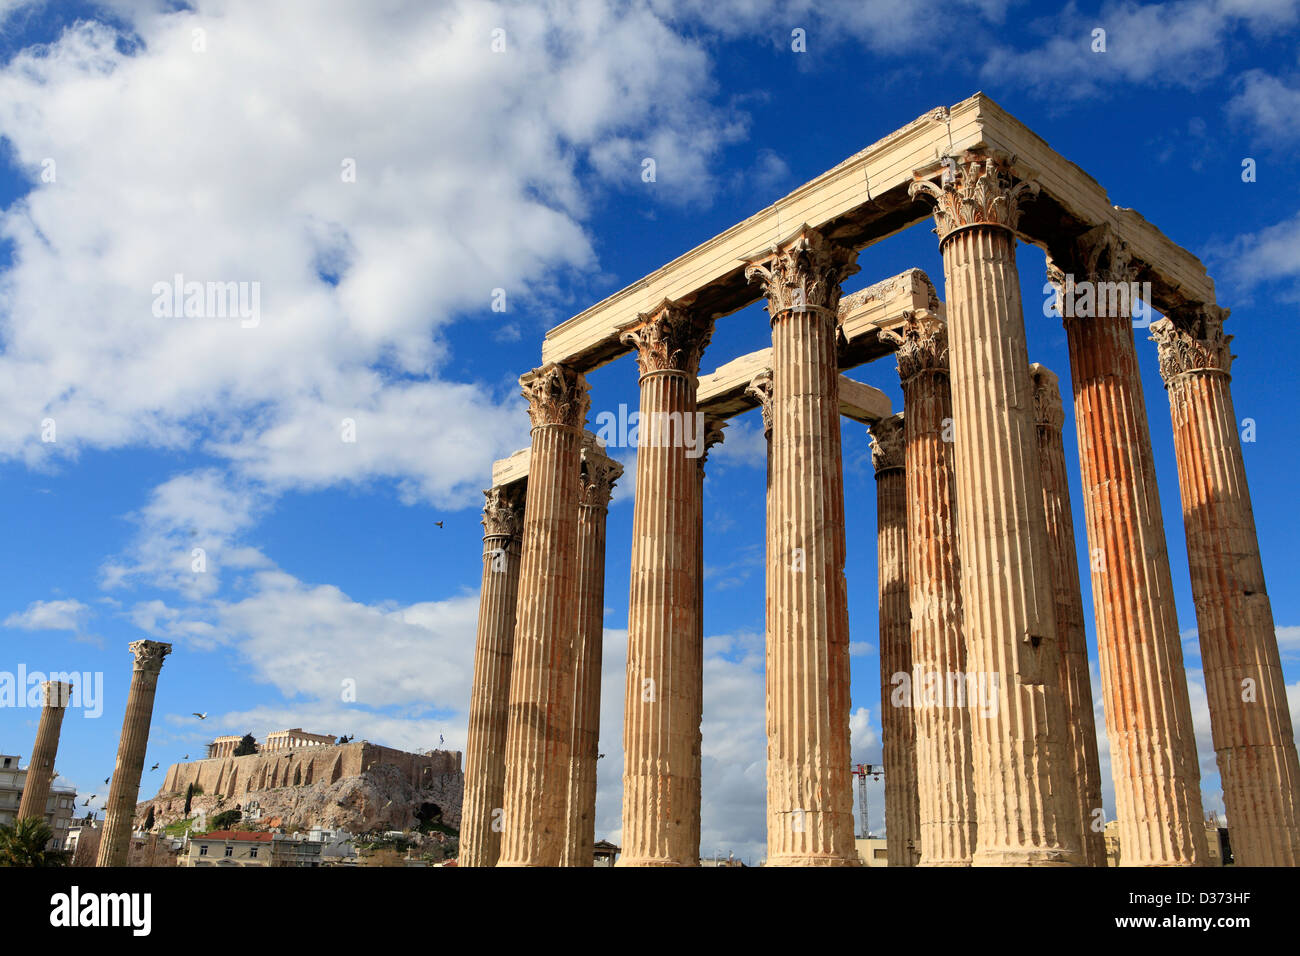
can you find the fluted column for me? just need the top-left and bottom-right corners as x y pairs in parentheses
(1049, 226), (1206, 866)
(910, 153), (1079, 865)
(460, 483), (525, 867)
(690, 416), (726, 862)
(1030, 363), (1106, 866)
(1152, 308), (1300, 866)
(562, 439), (622, 867)
(97, 640), (171, 867)
(744, 226), (858, 866)
(617, 302), (713, 867)
(869, 413), (921, 866)
(17, 681), (73, 824)
(499, 363), (589, 867)
(888, 311), (976, 866)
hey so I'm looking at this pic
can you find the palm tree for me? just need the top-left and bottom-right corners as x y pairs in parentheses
(0, 817), (67, 867)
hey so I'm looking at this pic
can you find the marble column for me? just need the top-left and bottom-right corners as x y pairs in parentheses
(889, 311), (976, 866)
(1049, 226), (1206, 866)
(689, 416), (727, 862)
(910, 153), (1080, 865)
(1152, 307), (1300, 866)
(869, 412), (921, 867)
(97, 640), (171, 867)
(562, 439), (622, 867)
(1030, 363), (1107, 866)
(744, 226), (858, 866)
(460, 483), (525, 867)
(17, 680), (73, 823)
(498, 362), (589, 867)
(618, 301), (713, 867)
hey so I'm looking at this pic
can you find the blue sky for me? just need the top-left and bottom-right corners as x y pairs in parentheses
(0, 0), (1297, 863)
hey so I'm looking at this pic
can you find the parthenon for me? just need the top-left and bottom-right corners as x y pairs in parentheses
(461, 93), (1300, 867)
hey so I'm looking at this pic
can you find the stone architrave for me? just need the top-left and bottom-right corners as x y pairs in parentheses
(910, 153), (1080, 865)
(461, 483), (526, 867)
(17, 681), (74, 824)
(617, 301), (713, 867)
(1151, 308), (1300, 866)
(868, 412), (921, 867)
(887, 311), (977, 866)
(97, 641), (171, 867)
(744, 226), (858, 866)
(1049, 226), (1206, 866)
(562, 439), (622, 867)
(1029, 363), (1107, 866)
(498, 363), (589, 867)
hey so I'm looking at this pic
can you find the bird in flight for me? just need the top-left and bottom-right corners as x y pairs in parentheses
(150, 763), (159, 771)
(183, 754), (189, 760)
(193, 712), (208, 720)
(434, 521), (444, 528)
(104, 777), (110, 784)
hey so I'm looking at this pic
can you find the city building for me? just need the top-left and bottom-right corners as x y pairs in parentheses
(0, 752), (77, 849)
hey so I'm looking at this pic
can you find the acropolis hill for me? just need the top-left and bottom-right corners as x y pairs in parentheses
(140, 737), (463, 836)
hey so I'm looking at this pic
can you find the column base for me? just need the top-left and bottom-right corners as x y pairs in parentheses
(918, 860), (974, 867)
(972, 848), (1079, 867)
(614, 857), (699, 868)
(765, 854), (859, 867)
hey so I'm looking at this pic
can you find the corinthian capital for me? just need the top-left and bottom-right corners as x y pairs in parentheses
(743, 226), (859, 322)
(884, 309), (948, 383)
(579, 436), (623, 509)
(868, 413), (906, 475)
(129, 640), (172, 674)
(520, 363), (590, 429)
(698, 415), (727, 471)
(745, 370), (774, 437)
(1150, 306), (1234, 383)
(909, 152), (1038, 243)
(41, 681), (74, 709)
(620, 300), (714, 377)
(482, 484), (525, 539)
(1028, 363), (1065, 430)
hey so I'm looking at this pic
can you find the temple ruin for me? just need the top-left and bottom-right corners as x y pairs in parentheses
(460, 93), (1300, 867)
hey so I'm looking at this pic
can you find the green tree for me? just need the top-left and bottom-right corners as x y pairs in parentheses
(232, 733), (258, 757)
(0, 818), (67, 867)
(143, 805), (155, 830)
(210, 808), (242, 830)
(183, 782), (194, 815)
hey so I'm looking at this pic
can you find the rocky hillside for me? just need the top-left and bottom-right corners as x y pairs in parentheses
(139, 762), (462, 835)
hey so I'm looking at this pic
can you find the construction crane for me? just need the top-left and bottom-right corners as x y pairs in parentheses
(852, 764), (883, 839)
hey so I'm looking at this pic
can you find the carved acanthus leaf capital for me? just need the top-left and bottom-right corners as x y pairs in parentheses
(698, 415), (727, 470)
(909, 152), (1038, 243)
(482, 484), (525, 539)
(1150, 308), (1234, 383)
(1028, 363), (1065, 430)
(868, 413), (906, 475)
(743, 226), (859, 322)
(620, 301), (714, 377)
(41, 681), (74, 708)
(745, 370), (774, 436)
(129, 640), (172, 674)
(520, 363), (590, 429)
(885, 309), (949, 383)
(579, 438), (623, 508)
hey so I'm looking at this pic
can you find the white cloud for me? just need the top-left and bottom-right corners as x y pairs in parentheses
(0, 0), (741, 507)
(1204, 211), (1300, 302)
(1227, 69), (1300, 143)
(4, 597), (90, 632)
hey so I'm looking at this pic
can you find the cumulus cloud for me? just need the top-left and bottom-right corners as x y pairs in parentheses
(1203, 211), (1300, 302)
(4, 597), (91, 632)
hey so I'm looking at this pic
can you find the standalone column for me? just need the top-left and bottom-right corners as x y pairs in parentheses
(891, 311), (976, 866)
(562, 440), (621, 867)
(17, 680), (73, 823)
(1152, 308), (1300, 866)
(460, 483), (525, 867)
(1030, 363), (1106, 866)
(499, 363), (589, 867)
(97, 640), (171, 867)
(1050, 227), (1206, 866)
(618, 301), (713, 867)
(745, 227), (858, 866)
(869, 413), (921, 867)
(911, 153), (1079, 865)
